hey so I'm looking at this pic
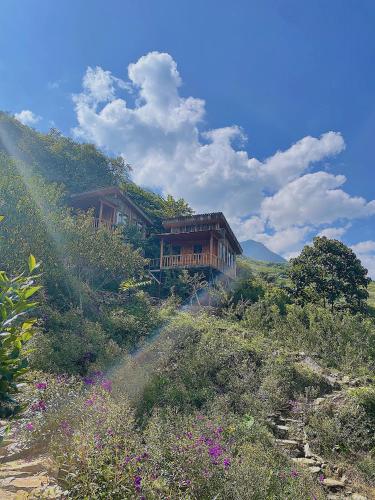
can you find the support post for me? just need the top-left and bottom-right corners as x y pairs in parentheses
(160, 238), (164, 269)
(209, 232), (213, 268)
(98, 200), (103, 225)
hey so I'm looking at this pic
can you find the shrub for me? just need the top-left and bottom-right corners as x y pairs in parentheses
(0, 255), (41, 418)
(30, 307), (121, 374)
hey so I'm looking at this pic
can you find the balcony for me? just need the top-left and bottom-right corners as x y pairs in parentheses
(149, 253), (236, 279)
(92, 218), (116, 231)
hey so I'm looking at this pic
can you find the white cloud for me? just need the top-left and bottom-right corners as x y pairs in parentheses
(261, 172), (375, 230)
(318, 225), (350, 239)
(14, 109), (41, 126)
(351, 241), (375, 278)
(72, 51), (375, 259)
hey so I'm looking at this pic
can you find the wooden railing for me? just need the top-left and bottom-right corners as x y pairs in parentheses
(149, 253), (236, 278)
(92, 218), (115, 231)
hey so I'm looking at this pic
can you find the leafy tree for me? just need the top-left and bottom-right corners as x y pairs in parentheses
(289, 236), (370, 312)
(0, 255), (41, 418)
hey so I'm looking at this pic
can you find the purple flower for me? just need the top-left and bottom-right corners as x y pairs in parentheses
(31, 400), (47, 412)
(35, 382), (47, 390)
(83, 377), (94, 385)
(25, 422), (34, 431)
(223, 457), (231, 469)
(318, 474), (324, 484)
(60, 420), (73, 436)
(134, 475), (142, 493)
(101, 379), (112, 392)
(208, 444), (223, 459)
(290, 469), (299, 478)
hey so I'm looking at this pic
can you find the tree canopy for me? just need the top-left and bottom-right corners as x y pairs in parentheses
(288, 236), (370, 313)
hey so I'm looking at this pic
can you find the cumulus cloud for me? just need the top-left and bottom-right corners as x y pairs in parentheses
(72, 51), (375, 259)
(351, 241), (375, 278)
(318, 225), (350, 239)
(261, 172), (375, 230)
(14, 109), (41, 126)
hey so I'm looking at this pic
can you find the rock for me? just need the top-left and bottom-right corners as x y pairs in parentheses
(5, 475), (48, 491)
(0, 488), (28, 499)
(323, 478), (346, 488)
(275, 425), (290, 438)
(314, 398), (326, 406)
(304, 442), (313, 457)
(292, 457), (318, 466)
(350, 494), (367, 500)
(276, 439), (301, 446)
(0, 458), (46, 474)
(308, 466), (322, 474)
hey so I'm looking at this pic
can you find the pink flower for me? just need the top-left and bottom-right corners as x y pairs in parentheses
(290, 469), (299, 478)
(31, 400), (46, 412)
(101, 379), (112, 392)
(35, 382), (47, 390)
(25, 422), (34, 431)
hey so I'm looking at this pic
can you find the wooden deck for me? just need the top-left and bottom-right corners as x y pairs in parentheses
(149, 253), (236, 279)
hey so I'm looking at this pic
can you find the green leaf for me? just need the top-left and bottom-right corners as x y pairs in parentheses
(0, 216), (4, 223)
(28, 255), (36, 273)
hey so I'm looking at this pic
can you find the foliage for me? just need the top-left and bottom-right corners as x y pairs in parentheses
(19, 372), (323, 500)
(30, 307), (121, 374)
(0, 256), (41, 418)
(289, 236), (370, 312)
(0, 112), (129, 193)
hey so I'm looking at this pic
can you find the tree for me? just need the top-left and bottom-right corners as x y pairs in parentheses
(288, 237), (370, 313)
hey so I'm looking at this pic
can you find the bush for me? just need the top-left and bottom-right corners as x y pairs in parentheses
(0, 256), (41, 418)
(30, 307), (121, 374)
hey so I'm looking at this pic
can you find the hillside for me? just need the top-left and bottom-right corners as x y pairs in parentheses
(240, 239), (286, 263)
(1, 117), (374, 500)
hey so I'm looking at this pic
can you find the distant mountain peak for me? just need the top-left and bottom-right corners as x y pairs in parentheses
(240, 239), (286, 263)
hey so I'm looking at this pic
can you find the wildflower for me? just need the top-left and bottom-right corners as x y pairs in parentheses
(196, 414), (204, 420)
(31, 400), (47, 412)
(25, 422), (34, 431)
(223, 457), (231, 469)
(215, 426), (223, 435)
(83, 376), (94, 385)
(101, 379), (112, 392)
(186, 431), (193, 440)
(84, 398), (95, 407)
(318, 474), (324, 484)
(35, 382), (47, 390)
(290, 469), (299, 478)
(208, 444), (223, 459)
(60, 420), (73, 436)
(134, 475), (142, 493)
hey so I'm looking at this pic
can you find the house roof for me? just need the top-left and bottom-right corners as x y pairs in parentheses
(160, 212), (243, 254)
(70, 186), (153, 225)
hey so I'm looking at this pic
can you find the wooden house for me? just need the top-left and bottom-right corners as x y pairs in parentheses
(150, 213), (242, 279)
(70, 187), (152, 236)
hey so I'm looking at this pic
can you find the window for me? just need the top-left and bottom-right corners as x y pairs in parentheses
(193, 243), (203, 254)
(172, 245), (181, 255)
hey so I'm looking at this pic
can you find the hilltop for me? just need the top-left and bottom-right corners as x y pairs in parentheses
(240, 239), (286, 263)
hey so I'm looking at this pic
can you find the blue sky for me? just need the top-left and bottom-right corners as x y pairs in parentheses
(2, 0), (375, 271)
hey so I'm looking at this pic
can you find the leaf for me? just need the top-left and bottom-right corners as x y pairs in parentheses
(243, 414), (255, 429)
(0, 216), (4, 223)
(28, 255), (36, 273)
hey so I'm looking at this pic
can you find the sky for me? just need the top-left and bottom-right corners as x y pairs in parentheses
(2, 0), (375, 273)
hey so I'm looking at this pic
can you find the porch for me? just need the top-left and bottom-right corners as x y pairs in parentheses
(149, 252), (236, 279)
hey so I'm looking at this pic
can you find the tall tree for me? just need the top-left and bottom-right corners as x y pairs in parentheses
(289, 237), (370, 312)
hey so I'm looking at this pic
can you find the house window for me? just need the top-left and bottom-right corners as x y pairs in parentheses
(193, 243), (203, 254)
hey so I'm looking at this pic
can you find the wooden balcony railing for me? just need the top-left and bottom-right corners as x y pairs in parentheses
(149, 253), (236, 278)
(92, 218), (116, 231)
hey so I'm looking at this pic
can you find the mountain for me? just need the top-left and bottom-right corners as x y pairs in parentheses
(240, 239), (286, 263)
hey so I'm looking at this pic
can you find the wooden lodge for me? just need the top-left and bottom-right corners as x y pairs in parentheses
(70, 187), (152, 236)
(150, 213), (242, 279)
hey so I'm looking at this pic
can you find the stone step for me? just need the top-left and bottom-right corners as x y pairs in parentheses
(1, 474), (49, 492)
(323, 477), (346, 489)
(0, 458), (47, 475)
(292, 457), (320, 467)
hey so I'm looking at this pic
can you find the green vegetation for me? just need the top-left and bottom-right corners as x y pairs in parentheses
(0, 255), (40, 418)
(1, 118), (374, 498)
